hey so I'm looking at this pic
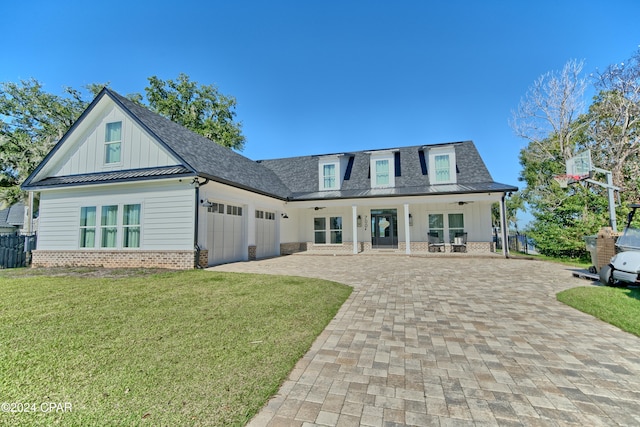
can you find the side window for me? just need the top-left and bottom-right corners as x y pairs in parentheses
(79, 207), (96, 248)
(101, 205), (118, 248)
(105, 122), (122, 164)
(123, 204), (141, 248)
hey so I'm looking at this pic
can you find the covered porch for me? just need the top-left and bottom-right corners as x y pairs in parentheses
(279, 192), (511, 257)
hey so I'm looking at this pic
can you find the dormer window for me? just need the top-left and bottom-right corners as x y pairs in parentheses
(322, 163), (337, 189)
(319, 156), (346, 191)
(369, 151), (396, 188)
(105, 121), (122, 164)
(375, 159), (390, 185)
(428, 147), (456, 184)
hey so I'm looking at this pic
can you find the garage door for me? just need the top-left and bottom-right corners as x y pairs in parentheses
(255, 210), (277, 259)
(207, 202), (245, 265)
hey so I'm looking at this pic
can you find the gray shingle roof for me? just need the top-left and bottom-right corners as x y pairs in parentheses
(259, 142), (517, 200)
(107, 91), (292, 199)
(0, 202), (24, 228)
(23, 89), (517, 200)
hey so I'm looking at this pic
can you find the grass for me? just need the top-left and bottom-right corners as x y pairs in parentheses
(0, 268), (352, 426)
(557, 285), (640, 337)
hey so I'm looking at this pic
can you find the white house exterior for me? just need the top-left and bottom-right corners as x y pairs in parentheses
(22, 88), (517, 269)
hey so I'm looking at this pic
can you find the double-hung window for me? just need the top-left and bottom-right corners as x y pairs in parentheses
(370, 151), (395, 188)
(375, 159), (390, 186)
(323, 164), (336, 189)
(428, 147), (456, 184)
(123, 204), (141, 248)
(428, 214), (444, 241)
(101, 205), (118, 248)
(105, 122), (122, 164)
(314, 218), (327, 244)
(434, 155), (450, 183)
(79, 207), (96, 248)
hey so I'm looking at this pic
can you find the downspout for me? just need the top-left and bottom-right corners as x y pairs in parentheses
(192, 177), (210, 268)
(500, 193), (510, 258)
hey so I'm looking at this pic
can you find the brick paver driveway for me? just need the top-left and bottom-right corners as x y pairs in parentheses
(209, 255), (640, 426)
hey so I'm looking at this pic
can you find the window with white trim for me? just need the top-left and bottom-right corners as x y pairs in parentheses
(319, 159), (340, 190)
(313, 216), (342, 244)
(79, 207), (96, 248)
(123, 204), (141, 248)
(105, 122), (122, 164)
(370, 152), (395, 188)
(428, 212), (465, 243)
(428, 147), (456, 184)
(79, 204), (142, 249)
(101, 205), (118, 248)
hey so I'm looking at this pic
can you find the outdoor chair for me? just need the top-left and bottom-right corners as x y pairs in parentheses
(451, 232), (468, 253)
(428, 231), (445, 252)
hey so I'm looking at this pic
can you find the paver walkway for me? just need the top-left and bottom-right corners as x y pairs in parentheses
(209, 255), (640, 426)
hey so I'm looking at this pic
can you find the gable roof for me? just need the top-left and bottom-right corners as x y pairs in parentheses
(22, 88), (517, 200)
(22, 88), (292, 199)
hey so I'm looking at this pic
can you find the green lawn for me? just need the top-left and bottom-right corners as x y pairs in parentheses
(0, 268), (352, 426)
(557, 285), (640, 337)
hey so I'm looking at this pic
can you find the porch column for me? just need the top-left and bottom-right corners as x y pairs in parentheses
(403, 203), (411, 255)
(352, 205), (358, 254)
(500, 194), (510, 258)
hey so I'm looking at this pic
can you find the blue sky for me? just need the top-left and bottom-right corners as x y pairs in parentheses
(3, 0), (640, 225)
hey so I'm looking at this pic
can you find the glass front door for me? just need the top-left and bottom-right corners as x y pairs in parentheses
(371, 209), (398, 248)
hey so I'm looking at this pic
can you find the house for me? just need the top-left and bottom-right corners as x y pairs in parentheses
(0, 202), (25, 235)
(22, 88), (517, 269)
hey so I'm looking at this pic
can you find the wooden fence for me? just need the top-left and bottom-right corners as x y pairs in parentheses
(0, 234), (37, 269)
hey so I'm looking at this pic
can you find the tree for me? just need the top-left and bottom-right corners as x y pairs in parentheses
(511, 60), (607, 259)
(144, 73), (245, 151)
(587, 48), (640, 201)
(491, 192), (524, 231)
(511, 59), (588, 163)
(512, 50), (640, 259)
(0, 79), (89, 205)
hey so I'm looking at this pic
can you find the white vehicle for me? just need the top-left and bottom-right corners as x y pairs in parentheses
(599, 204), (640, 286)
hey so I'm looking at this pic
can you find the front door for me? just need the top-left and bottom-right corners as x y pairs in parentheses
(371, 209), (398, 248)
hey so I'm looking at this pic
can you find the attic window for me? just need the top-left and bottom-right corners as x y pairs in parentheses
(105, 122), (122, 164)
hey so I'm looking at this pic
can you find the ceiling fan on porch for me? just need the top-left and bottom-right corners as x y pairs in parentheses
(312, 206), (326, 210)
(454, 201), (474, 206)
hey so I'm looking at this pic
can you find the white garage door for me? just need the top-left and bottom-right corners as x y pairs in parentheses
(207, 202), (245, 265)
(255, 210), (277, 259)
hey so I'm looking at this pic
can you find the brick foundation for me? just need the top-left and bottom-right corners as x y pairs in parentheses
(248, 245), (257, 260)
(32, 250), (198, 270)
(280, 242), (307, 255)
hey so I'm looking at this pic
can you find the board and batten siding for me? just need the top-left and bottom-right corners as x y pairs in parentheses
(36, 181), (195, 251)
(48, 103), (181, 177)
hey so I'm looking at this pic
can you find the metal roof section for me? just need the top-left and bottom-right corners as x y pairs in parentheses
(289, 182), (518, 201)
(25, 166), (194, 189)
